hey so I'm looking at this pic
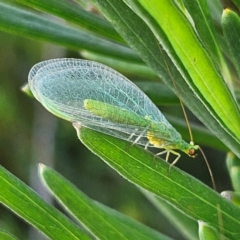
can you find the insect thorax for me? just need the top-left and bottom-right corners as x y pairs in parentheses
(147, 133), (172, 148)
(147, 131), (198, 157)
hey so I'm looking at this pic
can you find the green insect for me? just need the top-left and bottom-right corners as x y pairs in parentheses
(28, 58), (199, 165)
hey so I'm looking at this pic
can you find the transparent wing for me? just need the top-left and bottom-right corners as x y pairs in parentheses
(28, 58), (181, 146)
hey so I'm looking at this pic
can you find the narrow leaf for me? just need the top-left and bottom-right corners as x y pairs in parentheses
(142, 190), (199, 240)
(75, 126), (240, 240)
(181, 0), (232, 89)
(128, 0), (240, 153)
(0, 165), (91, 240)
(206, 0), (222, 24)
(40, 164), (172, 240)
(81, 51), (158, 79)
(198, 221), (221, 240)
(0, 229), (19, 240)
(0, 2), (140, 62)
(15, 0), (124, 43)
(91, 0), (240, 159)
(181, 0), (222, 63)
(221, 191), (240, 207)
(226, 152), (240, 192)
(222, 9), (240, 80)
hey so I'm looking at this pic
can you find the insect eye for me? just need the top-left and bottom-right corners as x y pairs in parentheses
(189, 148), (195, 156)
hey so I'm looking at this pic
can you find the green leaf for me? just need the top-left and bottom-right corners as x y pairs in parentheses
(0, 165), (91, 240)
(0, 2), (140, 62)
(222, 9), (240, 80)
(226, 152), (240, 192)
(75, 126), (240, 240)
(198, 221), (221, 240)
(40, 164), (172, 240)
(15, 0), (124, 43)
(91, 0), (240, 159)
(221, 191), (240, 207)
(181, 0), (232, 88)
(81, 51), (158, 80)
(180, 0), (222, 62)
(0, 229), (19, 240)
(142, 190), (199, 240)
(134, 0), (230, 103)
(136, 83), (180, 105)
(206, 0), (222, 25)
(129, 0), (240, 151)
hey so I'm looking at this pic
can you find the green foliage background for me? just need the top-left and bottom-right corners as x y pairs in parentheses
(0, 0), (240, 239)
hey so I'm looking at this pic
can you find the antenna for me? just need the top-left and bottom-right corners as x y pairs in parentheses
(157, 39), (216, 190)
(155, 38), (193, 141)
(163, 56), (193, 142)
(199, 146), (216, 191)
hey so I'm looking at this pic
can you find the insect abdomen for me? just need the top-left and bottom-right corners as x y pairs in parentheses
(84, 99), (150, 127)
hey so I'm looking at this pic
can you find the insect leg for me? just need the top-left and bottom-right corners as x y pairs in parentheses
(154, 150), (170, 170)
(165, 150), (181, 176)
(144, 142), (150, 150)
(130, 125), (150, 146)
(165, 151), (170, 162)
(125, 126), (149, 151)
(169, 150), (181, 167)
(155, 149), (168, 158)
(128, 130), (137, 141)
